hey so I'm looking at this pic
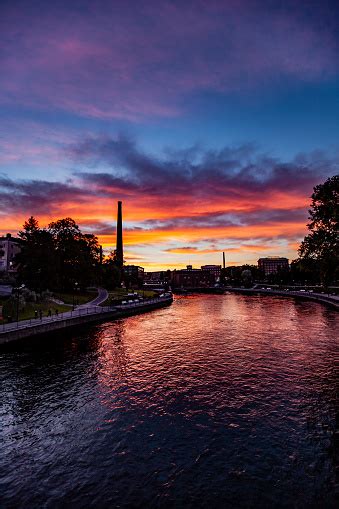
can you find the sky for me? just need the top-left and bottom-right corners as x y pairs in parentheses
(1, 0), (339, 270)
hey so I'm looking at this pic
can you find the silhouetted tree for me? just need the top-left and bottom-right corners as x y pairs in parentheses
(17, 216), (57, 291)
(290, 258), (320, 285)
(299, 175), (338, 285)
(102, 250), (121, 289)
(17, 216), (101, 291)
(241, 269), (252, 287)
(48, 218), (101, 289)
(223, 264), (261, 286)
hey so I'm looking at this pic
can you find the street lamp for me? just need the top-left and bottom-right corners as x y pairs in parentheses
(37, 268), (42, 299)
(14, 284), (25, 323)
(72, 281), (78, 310)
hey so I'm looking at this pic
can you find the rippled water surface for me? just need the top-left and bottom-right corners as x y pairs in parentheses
(0, 294), (338, 508)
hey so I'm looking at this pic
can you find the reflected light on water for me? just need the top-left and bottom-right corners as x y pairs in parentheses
(0, 294), (337, 508)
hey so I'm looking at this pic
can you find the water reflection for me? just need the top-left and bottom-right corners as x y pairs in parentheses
(0, 294), (337, 508)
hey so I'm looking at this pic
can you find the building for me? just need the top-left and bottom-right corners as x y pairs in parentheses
(171, 265), (216, 288)
(201, 265), (221, 280)
(144, 271), (171, 283)
(0, 234), (21, 274)
(258, 257), (289, 275)
(124, 265), (144, 287)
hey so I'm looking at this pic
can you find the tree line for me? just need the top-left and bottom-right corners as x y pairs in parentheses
(12, 174), (339, 291)
(222, 175), (338, 287)
(297, 174), (338, 285)
(16, 216), (121, 292)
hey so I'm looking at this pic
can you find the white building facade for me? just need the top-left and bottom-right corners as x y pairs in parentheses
(0, 234), (21, 274)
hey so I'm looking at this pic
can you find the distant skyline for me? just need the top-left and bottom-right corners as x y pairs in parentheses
(1, 0), (339, 270)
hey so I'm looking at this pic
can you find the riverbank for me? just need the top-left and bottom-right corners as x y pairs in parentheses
(226, 287), (339, 310)
(173, 286), (339, 309)
(0, 295), (173, 345)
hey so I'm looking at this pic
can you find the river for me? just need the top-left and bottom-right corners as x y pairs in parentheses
(0, 294), (337, 508)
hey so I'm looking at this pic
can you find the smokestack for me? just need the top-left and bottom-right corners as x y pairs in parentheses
(223, 251), (226, 269)
(116, 201), (123, 268)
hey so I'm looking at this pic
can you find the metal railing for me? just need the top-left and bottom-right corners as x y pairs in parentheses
(0, 295), (173, 334)
(229, 287), (339, 306)
(1, 305), (114, 333)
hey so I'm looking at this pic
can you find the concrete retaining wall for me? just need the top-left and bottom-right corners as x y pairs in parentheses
(0, 297), (173, 345)
(226, 288), (339, 310)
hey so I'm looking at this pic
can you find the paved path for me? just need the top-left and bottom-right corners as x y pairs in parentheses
(76, 288), (108, 308)
(0, 294), (173, 337)
(256, 288), (339, 302)
(228, 287), (339, 308)
(0, 306), (109, 333)
(0, 288), (108, 333)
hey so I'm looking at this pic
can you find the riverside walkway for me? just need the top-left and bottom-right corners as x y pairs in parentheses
(226, 287), (339, 310)
(76, 287), (109, 308)
(1, 287), (109, 334)
(0, 294), (173, 345)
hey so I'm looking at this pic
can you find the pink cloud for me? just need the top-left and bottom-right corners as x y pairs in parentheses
(0, 120), (77, 167)
(1, 1), (338, 120)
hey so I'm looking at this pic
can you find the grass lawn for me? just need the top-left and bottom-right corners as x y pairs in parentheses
(53, 290), (97, 305)
(1, 300), (70, 323)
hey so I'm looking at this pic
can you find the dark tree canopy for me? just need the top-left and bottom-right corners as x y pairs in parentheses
(17, 216), (57, 290)
(299, 175), (339, 284)
(16, 216), (104, 291)
(20, 216), (39, 237)
(102, 250), (121, 289)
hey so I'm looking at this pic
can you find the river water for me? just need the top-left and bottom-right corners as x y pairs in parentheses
(0, 294), (337, 508)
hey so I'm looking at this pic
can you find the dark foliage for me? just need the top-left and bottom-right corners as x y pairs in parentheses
(298, 175), (339, 284)
(16, 216), (111, 291)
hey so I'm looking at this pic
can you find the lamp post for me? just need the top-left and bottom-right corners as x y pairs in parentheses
(37, 268), (41, 300)
(14, 284), (25, 323)
(72, 281), (78, 310)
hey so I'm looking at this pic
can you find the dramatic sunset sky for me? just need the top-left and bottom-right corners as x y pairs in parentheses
(1, 0), (339, 270)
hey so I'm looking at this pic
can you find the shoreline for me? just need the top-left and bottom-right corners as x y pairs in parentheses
(172, 286), (339, 310)
(1, 288), (336, 346)
(225, 287), (339, 310)
(0, 295), (173, 346)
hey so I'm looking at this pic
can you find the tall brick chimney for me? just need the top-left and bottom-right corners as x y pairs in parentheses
(116, 201), (123, 268)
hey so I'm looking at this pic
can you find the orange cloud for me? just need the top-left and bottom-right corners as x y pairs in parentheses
(164, 247), (219, 254)
(96, 222), (307, 248)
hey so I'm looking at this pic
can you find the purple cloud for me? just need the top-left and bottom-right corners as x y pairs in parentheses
(69, 134), (332, 200)
(1, 135), (336, 240)
(0, 175), (91, 215)
(1, 0), (338, 120)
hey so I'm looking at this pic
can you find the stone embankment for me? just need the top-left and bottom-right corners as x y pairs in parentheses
(226, 287), (339, 310)
(0, 295), (173, 345)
